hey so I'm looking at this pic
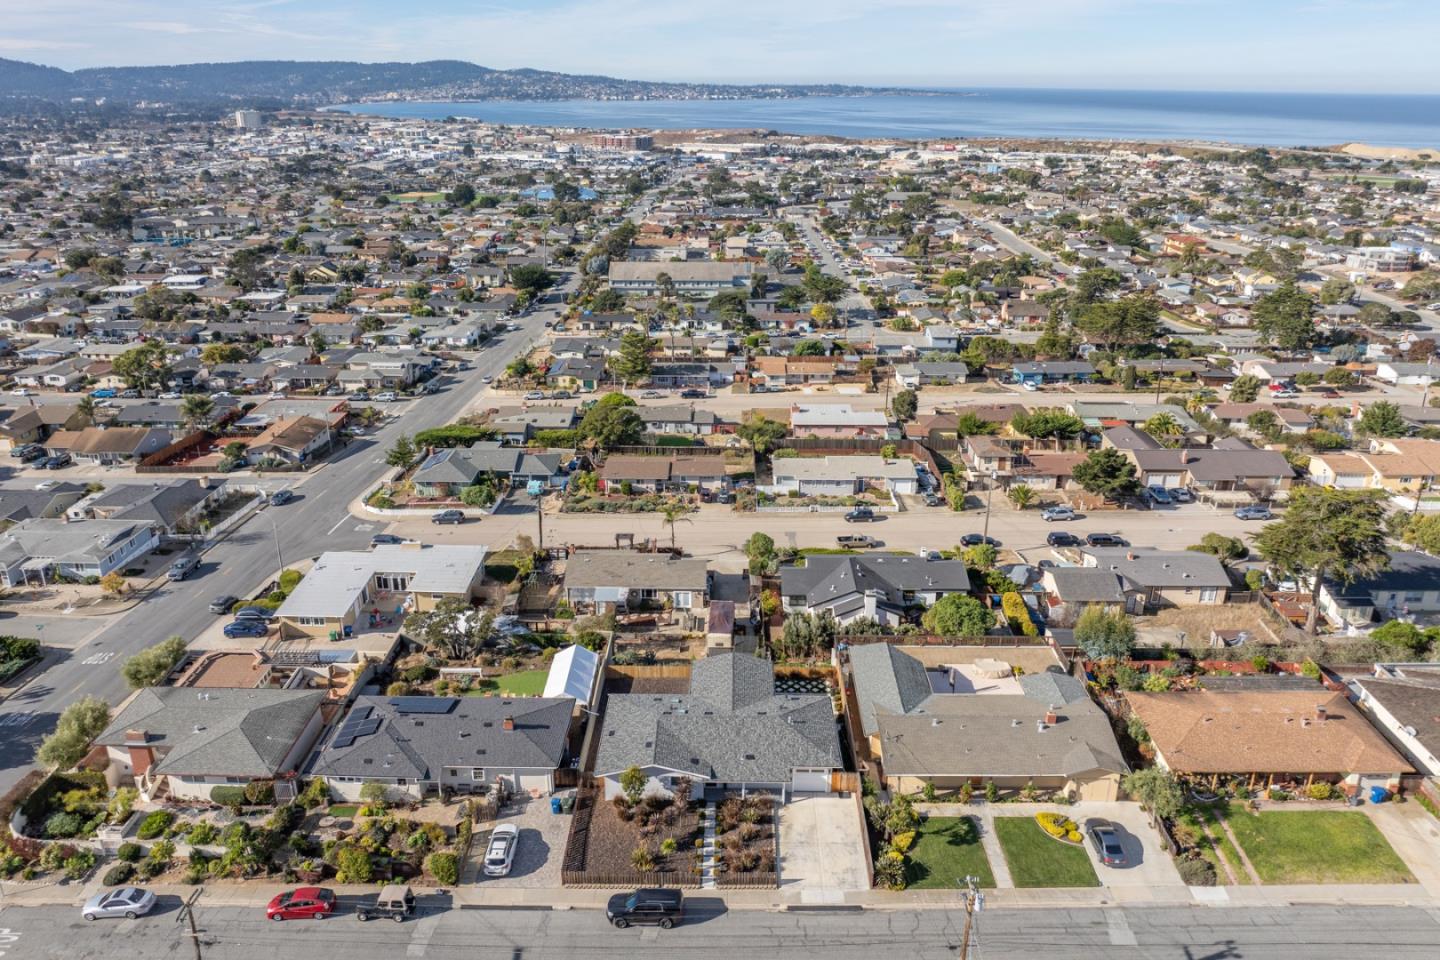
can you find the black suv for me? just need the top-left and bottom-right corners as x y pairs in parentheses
(1085, 532), (1126, 547)
(1046, 531), (1081, 548)
(606, 888), (683, 929)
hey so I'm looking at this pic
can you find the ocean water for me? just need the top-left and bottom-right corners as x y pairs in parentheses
(329, 88), (1440, 148)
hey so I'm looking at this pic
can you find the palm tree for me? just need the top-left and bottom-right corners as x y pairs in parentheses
(181, 394), (215, 432)
(1142, 413), (1184, 447)
(74, 394), (98, 427)
(659, 502), (691, 553)
(1006, 484), (1036, 510)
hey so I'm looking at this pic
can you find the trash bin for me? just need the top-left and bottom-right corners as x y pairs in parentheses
(561, 795), (574, 813)
(551, 796), (562, 814)
(1369, 786), (1390, 804)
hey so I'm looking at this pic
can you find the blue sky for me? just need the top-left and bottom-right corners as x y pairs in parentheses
(3, 0), (1439, 93)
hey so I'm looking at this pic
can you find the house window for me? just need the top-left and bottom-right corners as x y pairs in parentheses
(470, 768), (486, 781)
(297, 617), (327, 626)
(1405, 592), (1424, 603)
(1200, 588), (1218, 602)
(673, 591), (693, 609)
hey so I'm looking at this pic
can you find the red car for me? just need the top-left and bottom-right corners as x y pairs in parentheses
(266, 887), (336, 921)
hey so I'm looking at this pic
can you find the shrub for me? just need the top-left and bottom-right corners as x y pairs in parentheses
(334, 844), (372, 883)
(426, 851), (459, 885)
(39, 843), (71, 872)
(121, 636), (189, 689)
(102, 862), (135, 886)
(873, 850), (906, 890)
(1178, 856), (1217, 886)
(1300, 658), (1322, 680)
(136, 811), (174, 839)
(299, 778), (330, 809)
(959, 782), (974, 804)
(188, 821), (220, 845)
(889, 831), (915, 854)
(64, 848), (97, 880)
(921, 781), (937, 802)
(210, 786), (246, 807)
(984, 781), (998, 802)
(1035, 812), (1080, 841)
(44, 811), (85, 838)
(659, 837), (678, 856)
(107, 786), (138, 824)
(386, 681), (412, 697)
(631, 847), (655, 871)
(117, 842), (143, 862)
(243, 780), (275, 806)
(1306, 782), (1335, 801)
(401, 663), (436, 684)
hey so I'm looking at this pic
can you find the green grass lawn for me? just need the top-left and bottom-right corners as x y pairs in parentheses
(466, 669), (549, 697)
(1176, 810), (1228, 881)
(1222, 809), (1414, 885)
(993, 816), (1100, 888)
(905, 816), (996, 890)
(326, 804), (359, 818)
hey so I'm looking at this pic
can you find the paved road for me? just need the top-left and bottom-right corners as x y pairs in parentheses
(979, 220), (1057, 266)
(2, 902), (1438, 960)
(0, 278), (576, 793)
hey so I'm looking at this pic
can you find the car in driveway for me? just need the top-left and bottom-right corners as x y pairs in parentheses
(42, 453), (73, 469)
(606, 888), (683, 929)
(1146, 485), (1172, 505)
(960, 533), (1000, 547)
(209, 594), (239, 614)
(1046, 531), (1081, 548)
(1087, 820), (1127, 867)
(922, 491), (943, 507)
(233, 605), (276, 622)
(1169, 487), (1194, 503)
(83, 886), (156, 921)
(266, 887), (336, 921)
(1085, 532), (1126, 547)
(10, 443), (44, 462)
(224, 619), (269, 639)
(1041, 506), (1077, 522)
(843, 507), (880, 523)
(1235, 505), (1273, 521)
(483, 823), (519, 877)
(432, 509), (466, 525)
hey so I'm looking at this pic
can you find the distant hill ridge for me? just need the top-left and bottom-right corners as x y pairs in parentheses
(0, 57), (906, 104)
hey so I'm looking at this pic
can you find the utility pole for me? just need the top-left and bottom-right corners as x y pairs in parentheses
(981, 470), (997, 542)
(956, 874), (984, 960)
(1154, 359), (1165, 405)
(269, 510), (283, 576)
(177, 889), (204, 960)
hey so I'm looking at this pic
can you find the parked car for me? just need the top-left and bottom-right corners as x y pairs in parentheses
(524, 391), (545, 401)
(431, 509), (466, 525)
(1235, 505), (1273, 521)
(1087, 820), (1127, 867)
(550, 389), (570, 399)
(10, 443), (44, 462)
(270, 489), (295, 506)
(679, 388), (707, 399)
(370, 534), (406, 546)
(209, 594), (239, 614)
(351, 391), (371, 402)
(640, 390), (663, 399)
(481, 375), (494, 384)
(1046, 531), (1081, 548)
(233, 606), (276, 622)
(483, 824), (519, 877)
(922, 492), (943, 507)
(356, 884), (416, 923)
(166, 554), (199, 581)
(843, 507), (880, 523)
(374, 391), (398, 403)
(960, 533), (1000, 547)
(606, 888), (683, 929)
(1085, 533), (1126, 547)
(837, 534), (878, 548)
(266, 887), (336, 921)
(1169, 488), (1194, 503)
(224, 619), (269, 639)
(1041, 506), (1077, 522)
(83, 886), (156, 921)
(90, 388), (117, 399)
(42, 453), (73, 469)
(1146, 485), (1172, 505)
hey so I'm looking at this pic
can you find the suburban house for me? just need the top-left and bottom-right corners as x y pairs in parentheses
(608, 260), (753, 298)
(545, 357), (607, 393)
(1318, 550), (1440, 627)
(1126, 684), (1412, 794)
(893, 361), (972, 389)
(769, 455), (918, 496)
(0, 518), (159, 586)
(311, 694), (574, 801)
(45, 426), (174, 465)
(274, 543), (488, 640)
(1349, 663), (1440, 777)
(961, 435), (1019, 481)
(847, 644), (1126, 800)
(1078, 548), (1230, 613)
(0, 482), (88, 523)
(1039, 567), (1129, 626)
(637, 405), (719, 436)
(242, 416), (335, 465)
(1012, 360), (1094, 385)
(411, 443), (572, 498)
(72, 479), (222, 534)
(788, 403), (891, 439)
(593, 652), (842, 800)
(561, 550), (710, 626)
(598, 455), (728, 494)
(1129, 447), (1294, 496)
(780, 554), (970, 626)
(95, 687), (327, 802)
(486, 406), (578, 445)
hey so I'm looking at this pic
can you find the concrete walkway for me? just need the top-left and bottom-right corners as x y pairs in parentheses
(700, 801), (717, 890)
(974, 814), (1014, 888)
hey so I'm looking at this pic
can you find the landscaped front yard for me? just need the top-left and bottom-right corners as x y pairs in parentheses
(993, 816), (1100, 888)
(1223, 809), (1413, 885)
(905, 816), (995, 890)
(469, 669), (549, 696)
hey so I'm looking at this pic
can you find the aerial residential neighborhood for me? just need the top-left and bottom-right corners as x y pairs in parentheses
(1, 11), (1440, 960)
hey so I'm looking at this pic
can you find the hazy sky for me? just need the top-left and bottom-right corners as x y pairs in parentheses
(3, 0), (1438, 93)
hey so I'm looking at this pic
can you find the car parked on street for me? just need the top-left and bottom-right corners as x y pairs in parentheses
(1046, 531), (1081, 548)
(1041, 506), (1077, 522)
(1086, 820), (1127, 867)
(224, 619), (269, 639)
(431, 509), (466, 525)
(606, 888), (683, 929)
(1235, 505), (1273, 521)
(267, 887), (336, 921)
(374, 391), (398, 403)
(82, 886), (156, 921)
(1085, 533), (1126, 547)
(483, 824), (519, 877)
(843, 507), (880, 523)
(524, 391), (545, 401)
(960, 533), (1000, 547)
(356, 884), (416, 923)
(837, 534), (879, 548)
(270, 489), (295, 506)
(209, 594), (239, 614)
(166, 554), (199, 581)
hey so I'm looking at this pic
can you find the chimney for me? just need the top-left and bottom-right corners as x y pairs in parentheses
(1044, 706), (1058, 725)
(1126, 551), (1136, 561)
(1315, 704), (1328, 723)
(502, 716), (515, 731)
(1180, 448), (1191, 464)
(125, 729), (154, 776)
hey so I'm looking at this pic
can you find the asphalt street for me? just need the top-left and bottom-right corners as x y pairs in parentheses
(1, 902), (1438, 960)
(0, 279), (573, 794)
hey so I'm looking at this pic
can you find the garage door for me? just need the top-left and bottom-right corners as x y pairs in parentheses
(792, 769), (831, 794)
(518, 773), (552, 796)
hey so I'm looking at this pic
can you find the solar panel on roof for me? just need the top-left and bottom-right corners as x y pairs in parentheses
(387, 696), (457, 714)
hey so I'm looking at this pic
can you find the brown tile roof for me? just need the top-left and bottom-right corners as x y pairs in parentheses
(1126, 689), (1412, 776)
(600, 455), (671, 482)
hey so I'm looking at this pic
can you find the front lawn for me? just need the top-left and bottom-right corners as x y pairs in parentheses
(1223, 809), (1413, 885)
(905, 816), (995, 890)
(993, 816), (1100, 888)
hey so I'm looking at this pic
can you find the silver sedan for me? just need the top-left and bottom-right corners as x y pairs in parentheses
(82, 886), (156, 921)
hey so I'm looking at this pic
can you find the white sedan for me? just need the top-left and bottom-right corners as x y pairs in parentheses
(83, 886), (156, 921)
(483, 823), (519, 877)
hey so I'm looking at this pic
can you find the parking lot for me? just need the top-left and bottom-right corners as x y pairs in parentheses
(467, 793), (572, 888)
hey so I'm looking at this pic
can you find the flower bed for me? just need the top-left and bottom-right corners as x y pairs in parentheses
(1034, 811), (1083, 844)
(562, 786), (702, 887)
(714, 794), (777, 886)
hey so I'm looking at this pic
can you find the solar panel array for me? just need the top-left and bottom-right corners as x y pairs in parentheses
(330, 705), (381, 748)
(386, 696), (458, 715)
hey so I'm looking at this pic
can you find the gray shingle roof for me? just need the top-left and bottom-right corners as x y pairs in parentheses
(594, 653), (841, 783)
(781, 554), (970, 610)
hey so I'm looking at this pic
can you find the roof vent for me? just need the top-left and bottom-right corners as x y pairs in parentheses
(1036, 719), (1047, 733)
(931, 717), (940, 727)
(1011, 718), (1020, 727)
(744, 753), (756, 760)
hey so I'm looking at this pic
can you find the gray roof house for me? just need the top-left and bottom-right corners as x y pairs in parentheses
(1080, 548), (1231, 612)
(77, 479), (222, 533)
(96, 687), (326, 802)
(1039, 567), (1129, 626)
(411, 442), (573, 497)
(847, 644), (1126, 799)
(311, 695), (573, 801)
(562, 550), (710, 623)
(0, 517), (160, 587)
(593, 652), (842, 799)
(780, 554), (970, 626)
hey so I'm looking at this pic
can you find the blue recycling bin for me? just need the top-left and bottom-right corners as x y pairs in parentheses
(551, 796), (562, 814)
(1368, 786), (1390, 804)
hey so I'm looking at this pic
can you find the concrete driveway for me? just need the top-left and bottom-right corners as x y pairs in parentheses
(469, 794), (570, 888)
(1070, 802), (1185, 891)
(778, 795), (871, 898)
